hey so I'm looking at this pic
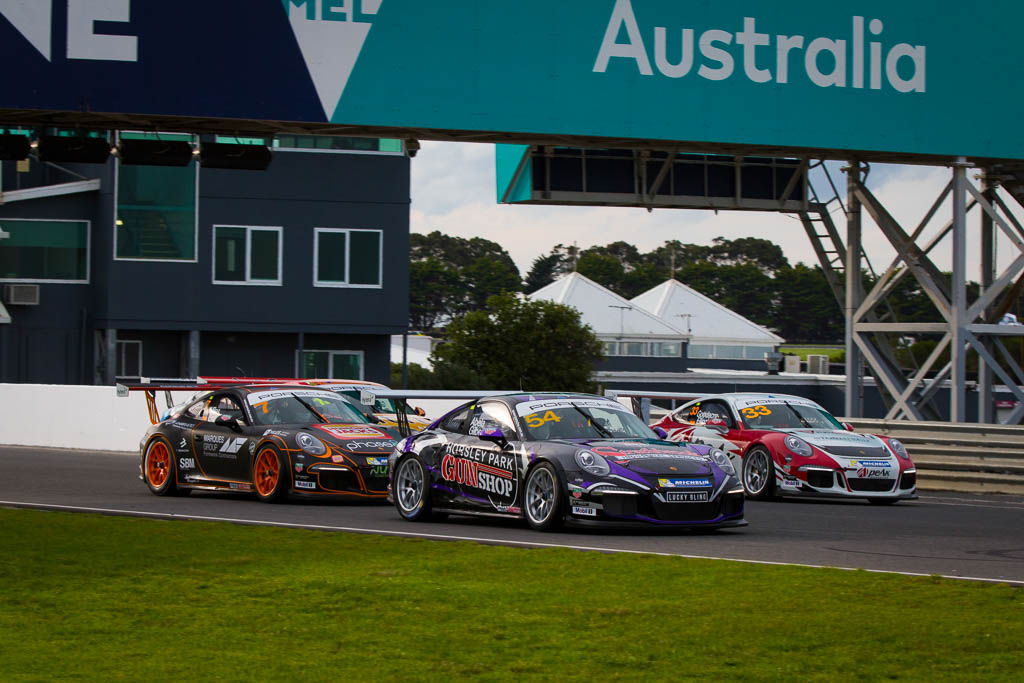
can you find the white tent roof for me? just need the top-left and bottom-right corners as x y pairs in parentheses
(529, 272), (688, 339)
(631, 279), (784, 344)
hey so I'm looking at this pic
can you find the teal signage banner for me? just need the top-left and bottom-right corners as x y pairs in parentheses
(1, 1), (1020, 160)
(333, 0), (1021, 160)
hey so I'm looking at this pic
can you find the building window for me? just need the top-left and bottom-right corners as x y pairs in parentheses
(0, 219), (89, 283)
(116, 340), (142, 378)
(688, 345), (714, 359)
(213, 225), (282, 285)
(273, 135), (402, 154)
(655, 342), (682, 357)
(115, 133), (198, 261)
(301, 350), (364, 380)
(314, 228), (382, 288)
(744, 345), (773, 360)
(686, 344), (774, 360)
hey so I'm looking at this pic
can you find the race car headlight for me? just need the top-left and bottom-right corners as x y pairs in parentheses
(296, 433), (327, 456)
(710, 449), (735, 476)
(888, 438), (910, 460)
(574, 450), (610, 476)
(784, 435), (813, 458)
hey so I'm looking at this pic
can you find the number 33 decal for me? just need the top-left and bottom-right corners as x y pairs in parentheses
(741, 405), (772, 419)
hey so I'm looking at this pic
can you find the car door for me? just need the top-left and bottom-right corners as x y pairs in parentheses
(444, 401), (521, 514)
(679, 399), (746, 459)
(191, 393), (254, 483)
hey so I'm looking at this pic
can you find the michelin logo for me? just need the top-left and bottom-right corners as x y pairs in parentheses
(283, 0), (382, 120)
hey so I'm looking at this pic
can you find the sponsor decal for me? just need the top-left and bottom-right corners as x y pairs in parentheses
(592, 445), (705, 462)
(658, 478), (710, 488)
(366, 457), (389, 466)
(572, 491), (583, 499)
(219, 437), (248, 454)
(295, 480), (316, 490)
(572, 505), (597, 517)
(201, 435), (247, 458)
(664, 490), (710, 502)
(856, 468), (892, 479)
(738, 397), (817, 408)
(246, 389), (335, 405)
(164, 420), (194, 430)
(178, 457), (195, 470)
(514, 397), (629, 417)
(332, 454), (345, 464)
(439, 444), (517, 502)
(262, 429), (289, 437)
(178, 438), (188, 449)
(341, 440), (397, 451)
(295, 464), (304, 472)
(847, 460), (892, 468)
(314, 424), (387, 440)
(781, 477), (801, 489)
(229, 482), (253, 491)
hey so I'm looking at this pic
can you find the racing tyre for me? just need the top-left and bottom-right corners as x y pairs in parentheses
(253, 445), (289, 503)
(143, 436), (188, 496)
(393, 456), (442, 521)
(742, 446), (778, 500)
(523, 462), (565, 531)
(867, 498), (899, 505)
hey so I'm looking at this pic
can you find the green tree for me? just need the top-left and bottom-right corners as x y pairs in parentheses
(708, 236), (789, 274)
(409, 231), (521, 330)
(431, 293), (604, 392)
(774, 264), (844, 342)
(523, 244), (579, 293)
(576, 252), (626, 294)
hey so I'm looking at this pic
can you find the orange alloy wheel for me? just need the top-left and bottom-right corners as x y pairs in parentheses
(147, 441), (171, 487)
(254, 448), (280, 496)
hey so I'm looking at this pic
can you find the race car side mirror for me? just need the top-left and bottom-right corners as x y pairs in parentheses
(478, 429), (508, 447)
(704, 418), (729, 433)
(215, 415), (240, 430)
(414, 406), (426, 417)
(651, 426), (668, 439)
(843, 422), (855, 432)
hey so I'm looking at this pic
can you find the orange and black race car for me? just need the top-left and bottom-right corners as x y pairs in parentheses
(129, 383), (401, 502)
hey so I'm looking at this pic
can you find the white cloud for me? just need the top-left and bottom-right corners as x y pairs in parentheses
(411, 142), (1022, 278)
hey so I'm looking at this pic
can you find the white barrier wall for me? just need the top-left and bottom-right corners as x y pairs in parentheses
(0, 384), (199, 452)
(0, 384), (466, 452)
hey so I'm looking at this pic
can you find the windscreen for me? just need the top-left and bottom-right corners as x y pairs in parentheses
(515, 398), (655, 441)
(246, 389), (368, 426)
(738, 401), (843, 430)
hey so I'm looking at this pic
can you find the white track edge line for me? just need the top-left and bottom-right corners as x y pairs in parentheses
(2, 500), (1022, 587)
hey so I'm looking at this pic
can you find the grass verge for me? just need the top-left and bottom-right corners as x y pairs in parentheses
(0, 508), (1020, 680)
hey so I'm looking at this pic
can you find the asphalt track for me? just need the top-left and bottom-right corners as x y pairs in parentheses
(2, 445), (1023, 585)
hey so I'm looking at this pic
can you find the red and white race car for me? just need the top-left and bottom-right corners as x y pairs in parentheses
(651, 393), (917, 504)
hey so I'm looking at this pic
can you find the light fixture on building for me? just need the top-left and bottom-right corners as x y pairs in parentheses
(0, 134), (30, 160)
(117, 139), (194, 166)
(37, 135), (110, 164)
(198, 142), (272, 170)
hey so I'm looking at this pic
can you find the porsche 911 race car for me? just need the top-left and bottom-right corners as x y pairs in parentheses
(200, 376), (432, 431)
(129, 383), (400, 501)
(388, 393), (746, 530)
(650, 393), (917, 504)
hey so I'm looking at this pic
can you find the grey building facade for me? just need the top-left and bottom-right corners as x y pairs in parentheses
(0, 133), (409, 385)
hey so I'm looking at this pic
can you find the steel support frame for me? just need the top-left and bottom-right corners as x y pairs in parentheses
(835, 161), (1024, 423)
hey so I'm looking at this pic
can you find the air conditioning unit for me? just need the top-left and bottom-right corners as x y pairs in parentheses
(4, 284), (40, 305)
(783, 355), (802, 374)
(806, 354), (830, 375)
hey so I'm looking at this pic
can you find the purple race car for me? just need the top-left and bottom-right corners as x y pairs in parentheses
(387, 392), (746, 531)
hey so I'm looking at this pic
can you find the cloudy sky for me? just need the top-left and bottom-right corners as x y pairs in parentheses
(410, 141), (1021, 279)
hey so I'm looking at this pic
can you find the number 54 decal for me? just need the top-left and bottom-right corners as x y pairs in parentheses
(741, 405), (772, 419)
(525, 411), (561, 428)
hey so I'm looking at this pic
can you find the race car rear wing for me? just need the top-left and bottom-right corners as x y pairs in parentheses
(115, 379), (219, 425)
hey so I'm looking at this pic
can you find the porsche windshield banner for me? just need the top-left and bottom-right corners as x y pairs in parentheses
(1, 0), (1021, 159)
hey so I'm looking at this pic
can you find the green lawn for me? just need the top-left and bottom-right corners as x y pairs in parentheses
(0, 508), (1020, 680)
